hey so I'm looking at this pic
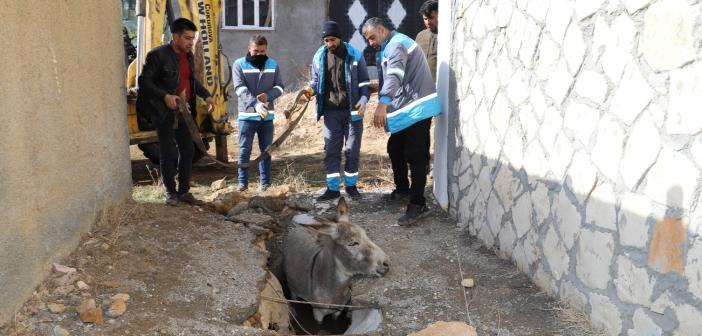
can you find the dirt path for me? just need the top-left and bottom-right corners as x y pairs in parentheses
(2, 92), (600, 335)
(286, 190), (601, 336)
(320, 190), (596, 335)
(0, 203), (275, 336)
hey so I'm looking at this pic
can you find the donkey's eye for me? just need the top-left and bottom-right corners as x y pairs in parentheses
(348, 241), (359, 247)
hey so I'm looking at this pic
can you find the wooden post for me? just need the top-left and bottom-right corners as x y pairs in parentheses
(215, 134), (228, 163)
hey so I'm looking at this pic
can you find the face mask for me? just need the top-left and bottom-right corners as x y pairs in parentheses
(246, 53), (269, 70)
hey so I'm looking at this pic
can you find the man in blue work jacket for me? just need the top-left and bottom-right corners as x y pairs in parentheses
(363, 17), (442, 226)
(232, 35), (285, 192)
(306, 21), (371, 201)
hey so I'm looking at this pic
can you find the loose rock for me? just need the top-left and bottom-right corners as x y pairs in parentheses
(79, 307), (104, 324)
(210, 190), (247, 214)
(52, 263), (76, 275)
(52, 325), (70, 336)
(106, 298), (127, 318)
(52, 272), (79, 287)
(100, 243), (110, 250)
(53, 285), (75, 296)
(227, 201), (249, 217)
(409, 321), (478, 336)
(228, 212), (274, 227)
(76, 299), (96, 315)
(211, 178), (228, 191)
(47, 303), (66, 314)
(461, 278), (475, 288)
(76, 281), (89, 290)
(285, 198), (314, 211)
(247, 224), (269, 236)
(292, 214), (318, 225)
(249, 196), (286, 212)
(77, 299), (104, 324)
(110, 293), (130, 302)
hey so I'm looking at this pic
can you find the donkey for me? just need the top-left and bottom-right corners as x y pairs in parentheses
(281, 197), (390, 323)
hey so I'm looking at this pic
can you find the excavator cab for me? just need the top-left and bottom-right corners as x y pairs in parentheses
(122, 0), (233, 163)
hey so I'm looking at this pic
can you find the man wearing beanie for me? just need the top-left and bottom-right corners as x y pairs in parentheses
(306, 21), (371, 201)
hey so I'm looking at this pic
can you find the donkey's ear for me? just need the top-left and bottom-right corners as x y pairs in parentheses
(306, 222), (339, 239)
(336, 197), (350, 223)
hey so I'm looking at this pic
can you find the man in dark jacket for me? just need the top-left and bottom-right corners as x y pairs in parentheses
(137, 18), (214, 206)
(416, 0), (438, 82)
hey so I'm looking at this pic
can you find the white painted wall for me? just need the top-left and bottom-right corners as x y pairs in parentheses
(447, 0), (702, 334)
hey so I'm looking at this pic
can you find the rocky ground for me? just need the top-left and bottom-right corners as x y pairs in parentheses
(1, 92), (603, 335)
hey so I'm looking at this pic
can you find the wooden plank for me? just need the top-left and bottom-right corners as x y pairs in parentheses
(215, 134), (228, 162)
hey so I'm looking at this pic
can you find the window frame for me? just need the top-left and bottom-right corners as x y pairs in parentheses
(222, 0), (276, 31)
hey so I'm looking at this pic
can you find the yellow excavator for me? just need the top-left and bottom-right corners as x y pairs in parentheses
(123, 0), (232, 163)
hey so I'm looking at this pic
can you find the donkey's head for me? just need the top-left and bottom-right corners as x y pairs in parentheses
(308, 198), (390, 278)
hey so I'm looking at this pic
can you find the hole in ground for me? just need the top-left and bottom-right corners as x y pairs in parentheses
(262, 215), (382, 335)
(289, 302), (351, 335)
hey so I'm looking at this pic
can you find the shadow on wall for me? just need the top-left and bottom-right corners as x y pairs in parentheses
(446, 146), (702, 334)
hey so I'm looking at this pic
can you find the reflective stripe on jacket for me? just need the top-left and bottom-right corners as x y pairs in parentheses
(310, 42), (370, 122)
(377, 31), (441, 133)
(233, 57), (285, 121)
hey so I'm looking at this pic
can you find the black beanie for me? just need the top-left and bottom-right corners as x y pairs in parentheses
(320, 21), (342, 39)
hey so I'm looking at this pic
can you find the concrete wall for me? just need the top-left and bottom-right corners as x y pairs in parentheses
(220, 0), (328, 116)
(446, 0), (702, 334)
(0, 1), (132, 324)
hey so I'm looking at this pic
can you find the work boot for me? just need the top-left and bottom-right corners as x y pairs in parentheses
(384, 189), (411, 202)
(397, 203), (429, 226)
(178, 192), (204, 206)
(165, 194), (179, 206)
(345, 186), (362, 200)
(316, 189), (341, 202)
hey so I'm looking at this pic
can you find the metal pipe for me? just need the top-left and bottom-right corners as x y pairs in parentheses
(135, 0), (146, 87)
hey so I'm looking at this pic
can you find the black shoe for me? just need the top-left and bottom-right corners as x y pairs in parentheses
(384, 189), (411, 201)
(317, 189), (341, 202)
(165, 194), (179, 206)
(345, 186), (362, 199)
(177, 192), (204, 206)
(398, 203), (429, 226)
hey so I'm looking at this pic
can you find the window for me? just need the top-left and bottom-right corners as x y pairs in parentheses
(224, 0), (275, 30)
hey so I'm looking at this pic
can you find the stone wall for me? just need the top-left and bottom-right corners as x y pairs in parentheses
(0, 1), (132, 324)
(446, 0), (702, 334)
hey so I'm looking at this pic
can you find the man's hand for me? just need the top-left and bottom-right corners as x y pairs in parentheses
(255, 102), (269, 119)
(205, 97), (215, 113)
(164, 94), (180, 110)
(355, 96), (369, 116)
(373, 104), (388, 129)
(256, 93), (269, 104)
(303, 87), (314, 98)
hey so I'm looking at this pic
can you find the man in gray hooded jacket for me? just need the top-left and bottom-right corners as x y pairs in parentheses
(363, 17), (441, 226)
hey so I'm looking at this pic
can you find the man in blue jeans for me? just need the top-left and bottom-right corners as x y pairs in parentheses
(232, 35), (284, 191)
(306, 21), (371, 201)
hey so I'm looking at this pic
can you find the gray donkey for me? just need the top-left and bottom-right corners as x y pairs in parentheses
(281, 197), (390, 323)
